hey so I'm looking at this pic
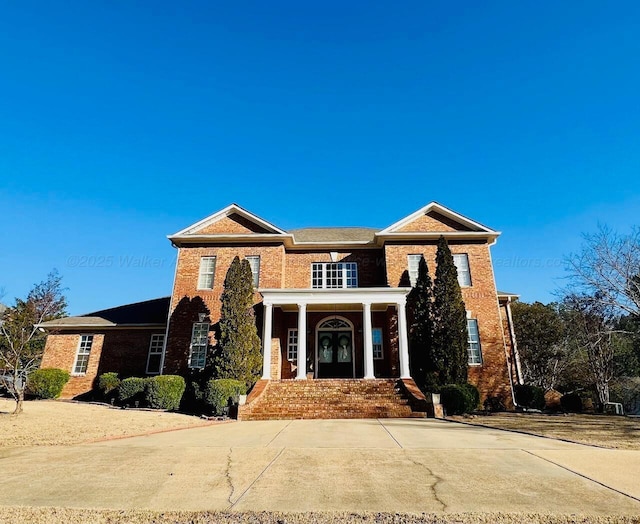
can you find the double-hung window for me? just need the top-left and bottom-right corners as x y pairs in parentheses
(73, 335), (94, 374)
(407, 254), (422, 287)
(246, 256), (260, 288)
(372, 328), (384, 360)
(188, 323), (209, 369)
(287, 328), (298, 361)
(146, 334), (165, 374)
(197, 257), (216, 290)
(467, 318), (482, 365)
(453, 254), (471, 287)
(311, 262), (358, 289)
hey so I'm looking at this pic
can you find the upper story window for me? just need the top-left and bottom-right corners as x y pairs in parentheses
(246, 255), (260, 288)
(311, 262), (358, 289)
(407, 254), (422, 287)
(467, 318), (482, 365)
(73, 335), (94, 374)
(197, 257), (216, 290)
(453, 253), (471, 287)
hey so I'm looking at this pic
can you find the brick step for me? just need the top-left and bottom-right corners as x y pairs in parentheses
(239, 378), (426, 421)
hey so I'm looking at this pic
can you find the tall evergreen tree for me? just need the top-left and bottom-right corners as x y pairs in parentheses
(407, 255), (435, 390)
(215, 257), (262, 388)
(432, 236), (468, 385)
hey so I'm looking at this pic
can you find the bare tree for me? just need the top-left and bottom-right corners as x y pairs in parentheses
(563, 294), (617, 408)
(0, 271), (67, 414)
(566, 225), (640, 317)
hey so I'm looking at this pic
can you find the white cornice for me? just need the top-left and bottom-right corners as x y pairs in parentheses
(260, 287), (411, 306)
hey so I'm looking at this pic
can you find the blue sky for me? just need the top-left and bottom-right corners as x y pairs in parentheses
(1, 1), (639, 315)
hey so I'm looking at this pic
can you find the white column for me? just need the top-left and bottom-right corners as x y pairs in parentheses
(296, 303), (307, 380)
(261, 301), (273, 379)
(396, 300), (411, 379)
(363, 301), (375, 379)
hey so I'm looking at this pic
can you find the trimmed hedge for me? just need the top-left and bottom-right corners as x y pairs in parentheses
(514, 384), (546, 410)
(145, 375), (186, 411)
(460, 383), (480, 411)
(27, 368), (70, 399)
(205, 378), (247, 415)
(560, 392), (583, 413)
(440, 384), (474, 415)
(98, 372), (121, 397)
(118, 377), (147, 404)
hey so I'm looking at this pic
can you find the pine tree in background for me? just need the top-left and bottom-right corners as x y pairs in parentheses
(215, 257), (262, 388)
(407, 255), (435, 391)
(432, 236), (468, 385)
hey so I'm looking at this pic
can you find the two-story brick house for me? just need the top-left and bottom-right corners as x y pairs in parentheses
(40, 202), (521, 416)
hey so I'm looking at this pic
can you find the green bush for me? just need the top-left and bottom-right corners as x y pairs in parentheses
(460, 383), (480, 411)
(118, 377), (147, 404)
(145, 375), (186, 411)
(205, 378), (247, 415)
(440, 384), (474, 415)
(560, 393), (583, 413)
(514, 384), (546, 410)
(98, 372), (121, 397)
(27, 368), (70, 399)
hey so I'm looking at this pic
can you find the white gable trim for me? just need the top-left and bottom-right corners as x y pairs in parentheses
(171, 203), (287, 236)
(377, 201), (497, 235)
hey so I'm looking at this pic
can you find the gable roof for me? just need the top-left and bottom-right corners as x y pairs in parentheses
(38, 297), (170, 329)
(378, 201), (497, 234)
(171, 203), (287, 237)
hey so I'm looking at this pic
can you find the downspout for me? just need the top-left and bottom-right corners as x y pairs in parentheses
(505, 297), (524, 385)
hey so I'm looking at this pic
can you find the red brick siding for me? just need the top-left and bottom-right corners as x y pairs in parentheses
(195, 213), (272, 234)
(283, 250), (386, 288)
(397, 210), (474, 233)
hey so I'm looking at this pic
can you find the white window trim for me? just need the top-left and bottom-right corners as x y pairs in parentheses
(372, 327), (384, 360)
(466, 317), (482, 366)
(146, 333), (165, 375)
(311, 262), (358, 289)
(287, 328), (298, 362)
(197, 256), (216, 290)
(246, 255), (260, 288)
(72, 334), (94, 376)
(188, 322), (209, 369)
(407, 254), (422, 287)
(453, 253), (472, 287)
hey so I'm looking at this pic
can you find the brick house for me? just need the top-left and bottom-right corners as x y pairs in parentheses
(40, 202), (522, 417)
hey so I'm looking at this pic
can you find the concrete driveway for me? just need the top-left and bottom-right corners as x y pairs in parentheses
(0, 418), (639, 514)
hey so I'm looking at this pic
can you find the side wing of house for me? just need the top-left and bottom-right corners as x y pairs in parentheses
(378, 202), (514, 406)
(39, 298), (169, 399)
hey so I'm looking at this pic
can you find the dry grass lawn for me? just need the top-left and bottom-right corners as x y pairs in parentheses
(0, 508), (638, 524)
(449, 412), (640, 450)
(0, 398), (215, 446)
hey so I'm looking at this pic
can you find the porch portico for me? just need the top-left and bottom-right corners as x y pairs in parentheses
(259, 288), (412, 380)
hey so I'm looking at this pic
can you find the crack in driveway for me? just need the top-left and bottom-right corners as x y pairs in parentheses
(408, 457), (446, 511)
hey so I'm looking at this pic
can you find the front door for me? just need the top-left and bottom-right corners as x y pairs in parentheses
(317, 330), (353, 378)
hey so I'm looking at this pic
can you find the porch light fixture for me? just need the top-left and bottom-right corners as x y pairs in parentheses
(198, 313), (207, 322)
